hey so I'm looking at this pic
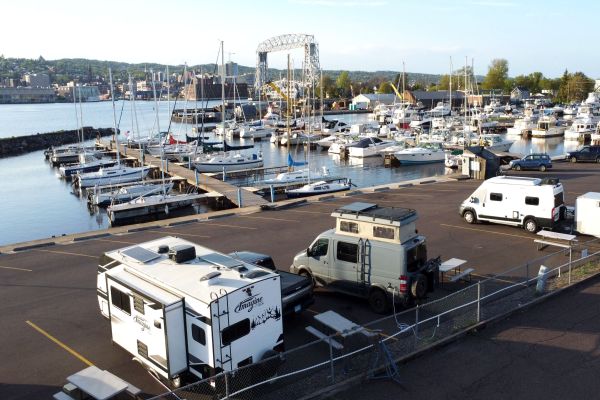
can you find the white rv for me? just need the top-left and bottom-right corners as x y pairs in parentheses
(575, 192), (600, 237)
(97, 236), (284, 386)
(459, 176), (565, 233)
(290, 202), (440, 313)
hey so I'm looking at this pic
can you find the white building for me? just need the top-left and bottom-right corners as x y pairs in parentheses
(351, 94), (400, 110)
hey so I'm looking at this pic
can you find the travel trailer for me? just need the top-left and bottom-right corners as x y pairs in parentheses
(459, 176), (565, 233)
(97, 236), (284, 386)
(291, 202), (440, 313)
(575, 192), (600, 237)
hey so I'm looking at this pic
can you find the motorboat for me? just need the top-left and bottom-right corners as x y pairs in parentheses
(239, 124), (275, 139)
(347, 137), (395, 158)
(285, 179), (352, 198)
(478, 134), (514, 152)
(530, 115), (566, 138)
(58, 152), (117, 178)
(75, 165), (151, 188)
(445, 149), (463, 169)
(507, 110), (538, 136)
(321, 119), (348, 134)
(394, 144), (445, 164)
(564, 118), (596, 141)
(193, 151), (263, 172)
(91, 181), (174, 207)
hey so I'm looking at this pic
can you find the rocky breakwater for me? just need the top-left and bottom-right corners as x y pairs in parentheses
(0, 127), (116, 158)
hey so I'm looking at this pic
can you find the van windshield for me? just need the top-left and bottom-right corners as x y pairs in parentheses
(406, 242), (427, 273)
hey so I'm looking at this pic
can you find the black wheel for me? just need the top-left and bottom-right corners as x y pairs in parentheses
(515, 164), (522, 171)
(539, 164), (547, 172)
(463, 210), (476, 224)
(368, 288), (389, 314)
(524, 218), (538, 233)
(570, 156), (577, 163)
(596, 157), (600, 164)
(411, 274), (428, 299)
(299, 270), (315, 289)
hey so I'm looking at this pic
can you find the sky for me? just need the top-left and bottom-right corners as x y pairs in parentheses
(2, 0), (599, 78)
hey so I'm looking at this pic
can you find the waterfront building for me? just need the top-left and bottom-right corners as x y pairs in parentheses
(183, 75), (249, 100)
(24, 73), (50, 88)
(511, 86), (531, 102)
(352, 93), (400, 110)
(56, 84), (100, 102)
(0, 87), (56, 103)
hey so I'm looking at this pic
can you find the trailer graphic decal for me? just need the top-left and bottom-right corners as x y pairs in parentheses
(234, 293), (264, 313)
(133, 315), (151, 331)
(251, 307), (281, 329)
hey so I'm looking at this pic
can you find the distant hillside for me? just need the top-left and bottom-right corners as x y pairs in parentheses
(0, 56), (457, 86)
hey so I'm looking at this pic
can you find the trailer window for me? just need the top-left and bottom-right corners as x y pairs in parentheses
(340, 221), (359, 234)
(222, 319), (250, 346)
(133, 295), (145, 314)
(406, 243), (427, 273)
(192, 324), (206, 345)
(525, 196), (539, 206)
(110, 286), (131, 315)
(373, 226), (395, 240)
(490, 193), (502, 201)
(336, 241), (358, 263)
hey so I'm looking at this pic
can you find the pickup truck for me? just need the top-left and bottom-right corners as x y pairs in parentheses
(228, 251), (314, 316)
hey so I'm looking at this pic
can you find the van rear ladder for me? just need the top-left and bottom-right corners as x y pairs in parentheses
(358, 238), (372, 293)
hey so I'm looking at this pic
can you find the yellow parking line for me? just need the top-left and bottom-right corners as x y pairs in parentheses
(34, 249), (97, 259)
(203, 223), (257, 230)
(26, 320), (94, 367)
(440, 223), (532, 239)
(0, 265), (32, 272)
(239, 215), (299, 222)
(146, 230), (210, 238)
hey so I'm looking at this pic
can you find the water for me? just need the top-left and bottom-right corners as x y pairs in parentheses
(0, 102), (586, 246)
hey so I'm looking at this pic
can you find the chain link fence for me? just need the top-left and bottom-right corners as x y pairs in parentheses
(150, 238), (600, 400)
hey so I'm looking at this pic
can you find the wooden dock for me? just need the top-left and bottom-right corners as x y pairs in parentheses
(118, 146), (268, 208)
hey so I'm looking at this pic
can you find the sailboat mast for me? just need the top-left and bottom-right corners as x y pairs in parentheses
(72, 84), (81, 147)
(108, 68), (121, 166)
(166, 65), (170, 129)
(287, 53), (291, 159)
(151, 70), (166, 196)
(449, 57), (452, 116)
(221, 40), (226, 145)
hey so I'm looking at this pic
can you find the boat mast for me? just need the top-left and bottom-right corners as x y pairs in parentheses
(108, 68), (121, 166)
(221, 40), (226, 148)
(72, 84), (81, 148)
(151, 69), (166, 196)
(449, 57), (452, 117)
(129, 73), (141, 142)
(287, 53), (291, 167)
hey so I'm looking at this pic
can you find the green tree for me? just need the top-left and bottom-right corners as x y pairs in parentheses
(437, 75), (451, 90)
(559, 71), (595, 102)
(482, 59), (509, 92)
(378, 82), (393, 94)
(316, 74), (335, 98)
(335, 71), (352, 97)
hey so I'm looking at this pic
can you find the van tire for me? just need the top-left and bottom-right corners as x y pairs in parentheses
(524, 218), (538, 233)
(463, 210), (476, 224)
(368, 288), (389, 314)
(539, 165), (547, 172)
(411, 274), (428, 299)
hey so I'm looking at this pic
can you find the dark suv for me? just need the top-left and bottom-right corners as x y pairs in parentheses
(509, 153), (552, 171)
(567, 145), (600, 163)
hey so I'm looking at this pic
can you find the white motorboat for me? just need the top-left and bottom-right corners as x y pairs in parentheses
(531, 115), (566, 138)
(347, 137), (395, 158)
(285, 179), (352, 198)
(391, 104), (420, 128)
(479, 134), (514, 152)
(279, 131), (320, 146)
(592, 122), (600, 142)
(239, 124), (275, 139)
(75, 165), (151, 188)
(445, 150), (463, 169)
(91, 181), (174, 207)
(394, 145), (445, 164)
(426, 101), (452, 117)
(193, 151), (263, 172)
(321, 119), (348, 134)
(564, 118), (596, 141)
(507, 110), (538, 136)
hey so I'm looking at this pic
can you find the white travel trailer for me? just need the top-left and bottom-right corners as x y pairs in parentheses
(97, 236), (284, 386)
(575, 192), (600, 237)
(459, 176), (566, 233)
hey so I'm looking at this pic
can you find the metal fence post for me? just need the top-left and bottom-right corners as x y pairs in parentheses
(224, 371), (230, 399)
(195, 170), (199, 186)
(270, 184), (275, 203)
(477, 281), (481, 323)
(223, 166), (226, 182)
(568, 246), (572, 285)
(237, 188), (242, 208)
(328, 337), (335, 383)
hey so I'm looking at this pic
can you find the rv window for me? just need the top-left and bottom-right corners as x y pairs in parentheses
(490, 193), (503, 201)
(554, 192), (564, 207)
(110, 286), (131, 315)
(336, 241), (358, 263)
(340, 221), (359, 234)
(373, 226), (395, 240)
(222, 319), (250, 346)
(525, 196), (539, 206)
(192, 324), (206, 345)
(133, 295), (145, 314)
(406, 243), (427, 273)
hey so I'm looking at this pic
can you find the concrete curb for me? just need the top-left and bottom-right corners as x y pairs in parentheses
(13, 242), (57, 252)
(73, 233), (111, 242)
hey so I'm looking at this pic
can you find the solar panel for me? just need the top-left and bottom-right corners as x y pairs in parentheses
(337, 202), (377, 213)
(200, 253), (244, 269)
(122, 246), (161, 263)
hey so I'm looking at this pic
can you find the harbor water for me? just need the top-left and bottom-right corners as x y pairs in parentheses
(0, 101), (583, 246)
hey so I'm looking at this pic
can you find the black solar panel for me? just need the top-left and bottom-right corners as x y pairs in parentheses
(122, 246), (161, 263)
(338, 202), (377, 212)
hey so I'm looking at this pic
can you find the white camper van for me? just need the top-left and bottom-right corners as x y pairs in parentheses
(97, 236), (284, 386)
(291, 202), (440, 313)
(459, 176), (565, 233)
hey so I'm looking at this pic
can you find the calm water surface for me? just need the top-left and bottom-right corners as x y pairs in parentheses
(0, 102), (585, 246)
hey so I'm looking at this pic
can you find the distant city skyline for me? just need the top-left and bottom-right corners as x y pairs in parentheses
(3, 0), (598, 78)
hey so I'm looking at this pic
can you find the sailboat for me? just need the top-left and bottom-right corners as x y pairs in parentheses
(75, 69), (150, 188)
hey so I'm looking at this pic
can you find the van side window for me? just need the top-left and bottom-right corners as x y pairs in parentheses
(340, 221), (359, 233)
(222, 319), (250, 346)
(310, 239), (329, 257)
(192, 324), (206, 345)
(490, 193), (502, 201)
(373, 226), (395, 240)
(406, 243), (427, 273)
(110, 286), (131, 315)
(525, 196), (539, 206)
(336, 242), (358, 263)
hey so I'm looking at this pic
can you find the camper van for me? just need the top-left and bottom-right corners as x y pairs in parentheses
(459, 176), (565, 233)
(290, 202), (440, 313)
(97, 236), (284, 386)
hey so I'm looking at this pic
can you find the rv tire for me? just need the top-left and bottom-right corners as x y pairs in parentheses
(463, 210), (476, 224)
(411, 274), (428, 299)
(368, 288), (389, 314)
(524, 217), (538, 233)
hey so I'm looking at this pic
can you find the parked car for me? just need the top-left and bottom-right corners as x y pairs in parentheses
(508, 153), (552, 171)
(566, 145), (600, 163)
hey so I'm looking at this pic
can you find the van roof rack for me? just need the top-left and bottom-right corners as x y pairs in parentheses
(333, 202), (416, 223)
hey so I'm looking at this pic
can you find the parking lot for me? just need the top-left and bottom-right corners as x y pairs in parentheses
(1, 161), (599, 399)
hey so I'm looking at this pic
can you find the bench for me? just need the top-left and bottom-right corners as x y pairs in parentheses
(448, 267), (475, 283)
(53, 392), (76, 400)
(305, 326), (344, 350)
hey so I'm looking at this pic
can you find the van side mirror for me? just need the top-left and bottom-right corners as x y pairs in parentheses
(306, 248), (311, 256)
(470, 197), (476, 203)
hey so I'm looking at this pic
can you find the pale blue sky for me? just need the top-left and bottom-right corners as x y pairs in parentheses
(2, 0), (598, 77)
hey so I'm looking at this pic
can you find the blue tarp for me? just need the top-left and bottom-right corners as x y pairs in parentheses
(287, 153), (308, 167)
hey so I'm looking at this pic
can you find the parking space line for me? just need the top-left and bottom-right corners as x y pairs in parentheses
(203, 223), (257, 230)
(440, 223), (532, 239)
(146, 230), (210, 238)
(0, 265), (32, 272)
(288, 209), (331, 215)
(26, 320), (94, 367)
(239, 215), (299, 222)
(95, 238), (140, 245)
(34, 249), (97, 259)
